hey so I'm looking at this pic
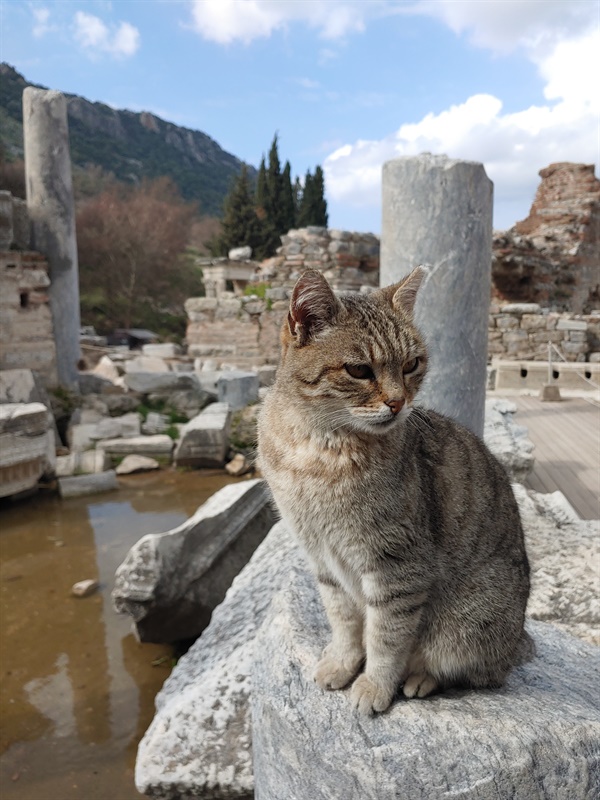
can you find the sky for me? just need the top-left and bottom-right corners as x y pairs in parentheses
(1, 0), (599, 232)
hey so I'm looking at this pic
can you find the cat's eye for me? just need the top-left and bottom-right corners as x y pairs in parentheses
(403, 357), (419, 374)
(344, 363), (374, 380)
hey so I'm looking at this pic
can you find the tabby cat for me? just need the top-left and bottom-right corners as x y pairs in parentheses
(257, 267), (531, 715)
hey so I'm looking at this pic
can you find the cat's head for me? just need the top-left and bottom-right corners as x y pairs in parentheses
(278, 267), (429, 435)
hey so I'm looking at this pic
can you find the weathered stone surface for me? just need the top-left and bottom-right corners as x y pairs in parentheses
(79, 373), (115, 395)
(142, 343), (182, 358)
(381, 154), (493, 437)
(58, 469), (118, 498)
(217, 371), (259, 411)
(0, 368), (51, 406)
(113, 479), (276, 644)
(255, 365), (277, 387)
(0, 402), (53, 497)
(135, 521), (295, 799)
(125, 356), (170, 374)
(123, 371), (206, 396)
(483, 398), (535, 482)
(116, 455), (160, 475)
(142, 412), (169, 435)
(55, 449), (110, 477)
(174, 403), (232, 467)
(493, 163), (600, 313)
(134, 481), (599, 800)
(98, 434), (174, 458)
(23, 87), (81, 390)
(92, 356), (121, 383)
(91, 412), (141, 440)
(252, 572), (599, 800)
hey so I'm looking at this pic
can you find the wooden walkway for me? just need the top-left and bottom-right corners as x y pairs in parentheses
(510, 395), (600, 520)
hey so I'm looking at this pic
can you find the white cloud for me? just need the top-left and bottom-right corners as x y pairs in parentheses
(31, 7), (54, 38)
(73, 11), (140, 58)
(188, 0), (383, 44)
(323, 3), (599, 229)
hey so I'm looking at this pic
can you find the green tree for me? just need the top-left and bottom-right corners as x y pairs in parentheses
(297, 166), (328, 228)
(266, 133), (284, 233)
(256, 156), (268, 215)
(218, 165), (264, 256)
(293, 176), (303, 223)
(281, 161), (296, 233)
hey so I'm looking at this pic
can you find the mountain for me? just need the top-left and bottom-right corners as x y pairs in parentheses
(0, 63), (253, 216)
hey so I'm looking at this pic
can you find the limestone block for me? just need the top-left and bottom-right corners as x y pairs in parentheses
(265, 287), (288, 301)
(124, 356), (170, 374)
(521, 314), (547, 331)
(256, 365), (277, 387)
(135, 521), (296, 797)
(92, 356), (121, 382)
(67, 422), (98, 452)
(98, 435), (174, 458)
(91, 412), (141, 440)
(142, 412), (169, 435)
(142, 343), (182, 358)
(0, 403), (51, 497)
(113, 479), (276, 643)
(252, 572), (599, 800)
(217, 371), (259, 411)
(58, 470), (118, 498)
(0, 368), (50, 405)
(496, 315), (519, 330)
(123, 371), (205, 397)
(557, 318), (587, 331)
(184, 297), (218, 316)
(55, 449), (110, 477)
(173, 403), (231, 467)
(115, 455), (160, 475)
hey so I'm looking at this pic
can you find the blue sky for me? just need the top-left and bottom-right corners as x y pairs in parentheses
(2, 0), (598, 232)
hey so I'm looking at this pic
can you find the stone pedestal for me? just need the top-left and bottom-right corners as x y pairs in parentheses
(23, 87), (81, 391)
(381, 154), (493, 437)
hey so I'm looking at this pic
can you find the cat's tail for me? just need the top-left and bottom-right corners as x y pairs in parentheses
(515, 629), (536, 665)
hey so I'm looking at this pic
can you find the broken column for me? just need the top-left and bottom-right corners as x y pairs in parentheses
(23, 88), (81, 391)
(380, 154), (493, 437)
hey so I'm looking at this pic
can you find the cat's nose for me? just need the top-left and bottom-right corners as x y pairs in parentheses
(385, 398), (405, 415)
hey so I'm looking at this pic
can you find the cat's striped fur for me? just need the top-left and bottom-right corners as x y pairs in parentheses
(257, 267), (531, 715)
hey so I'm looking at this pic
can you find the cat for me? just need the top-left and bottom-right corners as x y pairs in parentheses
(257, 267), (531, 715)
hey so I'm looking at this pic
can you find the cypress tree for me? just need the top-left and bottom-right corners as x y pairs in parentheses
(217, 165), (263, 256)
(297, 170), (315, 228)
(281, 161), (296, 233)
(312, 165), (328, 227)
(256, 156), (268, 217)
(266, 133), (284, 233)
(293, 176), (303, 223)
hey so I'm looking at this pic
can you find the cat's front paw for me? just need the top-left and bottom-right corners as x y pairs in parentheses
(313, 652), (362, 691)
(350, 673), (395, 715)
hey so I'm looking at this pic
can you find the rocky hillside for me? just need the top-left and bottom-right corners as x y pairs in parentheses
(0, 63), (253, 216)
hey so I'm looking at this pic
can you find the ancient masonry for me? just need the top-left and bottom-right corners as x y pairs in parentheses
(493, 163), (600, 313)
(0, 190), (58, 385)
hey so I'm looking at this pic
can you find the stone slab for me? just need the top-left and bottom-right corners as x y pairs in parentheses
(97, 435), (174, 458)
(116, 455), (160, 475)
(123, 372), (204, 395)
(217, 371), (259, 411)
(142, 344), (182, 358)
(174, 403), (232, 467)
(252, 571), (599, 800)
(58, 470), (118, 498)
(113, 479), (276, 643)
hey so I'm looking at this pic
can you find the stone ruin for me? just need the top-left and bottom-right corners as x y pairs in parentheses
(493, 163), (600, 313)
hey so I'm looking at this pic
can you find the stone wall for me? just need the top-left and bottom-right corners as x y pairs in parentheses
(0, 251), (58, 384)
(492, 163), (600, 313)
(488, 303), (599, 363)
(185, 294), (600, 370)
(257, 226), (380, 292)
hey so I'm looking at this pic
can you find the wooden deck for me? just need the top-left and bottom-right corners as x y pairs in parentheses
(509, 395), (600, 520)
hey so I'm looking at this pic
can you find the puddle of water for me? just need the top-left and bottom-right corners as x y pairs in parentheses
(0, 469), (244, 799)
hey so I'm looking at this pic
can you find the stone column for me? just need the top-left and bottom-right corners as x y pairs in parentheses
(23, 88), (81, 391)
(380, 154), (493, 437)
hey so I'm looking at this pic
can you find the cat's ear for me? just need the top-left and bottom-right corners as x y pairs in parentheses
(288, 269), (340, 346)
(381, 266), (429, 317)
